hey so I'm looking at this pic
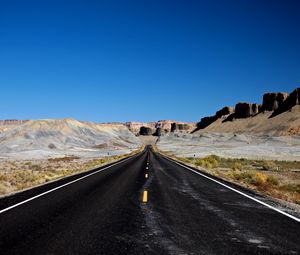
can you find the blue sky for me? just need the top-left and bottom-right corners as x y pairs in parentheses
(0, 0), (299, 122)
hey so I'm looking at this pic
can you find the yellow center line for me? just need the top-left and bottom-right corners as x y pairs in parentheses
(145, 173), (148, 178)
(142, 191), (148, 203)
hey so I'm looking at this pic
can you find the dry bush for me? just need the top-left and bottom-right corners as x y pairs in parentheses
(195, 155), (220, 169)
(171, 153), (299, 204)
(262, 161), (279, 171)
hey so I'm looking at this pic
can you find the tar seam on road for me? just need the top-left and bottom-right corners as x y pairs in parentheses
(0, 154), (139, 215)
(163, 155), (300, 223)
(142, 191), (148, 203)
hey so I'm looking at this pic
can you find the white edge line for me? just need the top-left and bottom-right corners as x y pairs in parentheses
(0, 154), (137, 215)
(163, 155), (300, 223)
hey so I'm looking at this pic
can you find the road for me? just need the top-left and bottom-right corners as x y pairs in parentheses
(0, 146), (299, 254)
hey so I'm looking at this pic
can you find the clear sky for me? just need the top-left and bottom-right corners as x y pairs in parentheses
(0, 0), (299, 122)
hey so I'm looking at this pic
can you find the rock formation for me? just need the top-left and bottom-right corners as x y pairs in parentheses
(216, 107), (234, 118)
(126, 122), (156, 135)
(139, 126), (153, 136)
(235, 103), (256, 118)
(262, 92), (289, 111)
(271, 88), (300, 117)
(194, 87), (299, 133)
(194, 106), (235, 131)
(252, 103), (261, 115)
(196, 116), (218, 130)
(171, 123), (191, 132)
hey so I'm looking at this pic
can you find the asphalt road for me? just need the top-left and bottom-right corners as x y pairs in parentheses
(0, 146), (299, 254)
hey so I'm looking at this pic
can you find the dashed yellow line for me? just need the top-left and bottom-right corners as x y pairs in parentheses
(145, 173), (148, 178)
(142, 191), (148, 203)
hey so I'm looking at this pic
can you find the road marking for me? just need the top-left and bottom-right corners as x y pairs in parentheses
(147, 162), (149, 165)
(146, 167), (149, 170)
(142, 191), (148, 203)
(145, 173), (148, 178)
(163, 155), (300, 223)
(0, 154), (139, 215)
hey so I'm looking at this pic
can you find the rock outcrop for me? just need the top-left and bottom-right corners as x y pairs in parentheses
(252, 103), (261, 115)
(262, 92), (289, 111)
(194, 87), (300, 135)
(126, 122), (156, 135)
(216, 107), (234, 118)
(194, 106), (235, 131)
(271, 88), (300, 117)
(235, 103), (258, 118)
(196, 116), (218, 129)
(171, 123), (191, 132)
(139, 126), (153, 136)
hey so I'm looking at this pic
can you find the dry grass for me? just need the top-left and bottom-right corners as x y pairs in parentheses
(0, 146), (144, 196)
(48, 156), (80, 163)
(163, 152), (300, 205)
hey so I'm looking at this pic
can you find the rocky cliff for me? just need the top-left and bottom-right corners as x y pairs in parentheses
(194, 87), (300, 135)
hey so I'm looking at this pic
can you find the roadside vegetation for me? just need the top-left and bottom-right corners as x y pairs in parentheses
(163, 152), (300, 205)
(0, 146), (144, 196)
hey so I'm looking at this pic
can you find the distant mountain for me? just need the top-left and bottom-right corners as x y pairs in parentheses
(0, 119), (141, 160)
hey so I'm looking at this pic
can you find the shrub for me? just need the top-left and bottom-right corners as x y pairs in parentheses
(254, 172), (268, 186)
(262, 161), (279, 171)
(266, 175), (279, 186)
(231, 162), (243, 171)
(195, 155), (220, 169)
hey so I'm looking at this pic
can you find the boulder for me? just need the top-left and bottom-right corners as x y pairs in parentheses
(262, 92), (289, 111)
(139, 126), (153, 136)
(215, 106), (234, 118)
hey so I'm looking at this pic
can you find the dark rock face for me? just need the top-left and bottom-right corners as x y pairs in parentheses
(196, 116), (218, 129)
(235, 103), (254, 118)
(195, 106), (235, 131)
(172, 122), (195, 132)
(251, 103), (261, 115)
(139, 126), (153, 136)
(153, 128), (162, 136)
(271, 88), (300, 117)
(171, 123), (177, 132)
(262, 92), (289, 111)
(216, 107), (234, 118)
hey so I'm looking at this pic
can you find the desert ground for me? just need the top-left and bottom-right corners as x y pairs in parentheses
(157, 132), (300, 161)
